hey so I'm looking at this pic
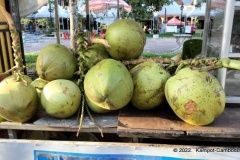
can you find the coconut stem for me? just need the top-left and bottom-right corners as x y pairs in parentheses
(221, 58), (240, 70)
(76, 93), (85, 137)
(91, 38), (110, 48)
(122, 57), (240, 74)
(175, 57), (240, 74)
(85, 105), (104, 137)
(0, 6), (25, 80)
(76, 29), (104, 137)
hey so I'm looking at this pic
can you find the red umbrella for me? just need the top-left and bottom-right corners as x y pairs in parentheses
(80, 0), (132, 14)
(167, 17), (184, 25)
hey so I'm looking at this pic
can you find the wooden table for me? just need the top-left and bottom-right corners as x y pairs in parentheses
(1, 104), (240, 143)
(172, 34), (193, 52)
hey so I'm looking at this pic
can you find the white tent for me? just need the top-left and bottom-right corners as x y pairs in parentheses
(158, 2), (189, 17)
(187, 3), (206, 17)
(26, 4), (70, 30)
(95, 8), (118, 25)
(27, 4), (70, 19)
(78, 8), (117, 26)
(18, 0), (48, 18)
(187, 3), (222, 17)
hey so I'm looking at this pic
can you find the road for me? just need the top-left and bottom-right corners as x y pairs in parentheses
(23, 35), (178, 54)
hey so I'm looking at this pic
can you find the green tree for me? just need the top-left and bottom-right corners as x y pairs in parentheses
(121, 0), (173, 20)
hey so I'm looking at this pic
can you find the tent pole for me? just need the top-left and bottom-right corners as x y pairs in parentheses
(86, 0), (90, 31)
(54, 0), (60, 44)
(61, 18), (63, 30)
(117, 0), (119, 19)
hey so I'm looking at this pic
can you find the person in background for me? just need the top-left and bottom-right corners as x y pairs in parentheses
(191, 23), (196, 35)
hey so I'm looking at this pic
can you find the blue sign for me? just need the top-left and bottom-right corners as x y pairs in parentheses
(34, 150), (192, 160)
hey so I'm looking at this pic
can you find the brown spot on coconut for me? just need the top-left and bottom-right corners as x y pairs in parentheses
(184, 100), (197, 115)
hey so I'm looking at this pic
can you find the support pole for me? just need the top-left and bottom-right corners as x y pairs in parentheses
(54, 0), (60, 44)
(86, 0), (90, 31)
(69, 0), (78, 53)
(218, 1), (235, 88)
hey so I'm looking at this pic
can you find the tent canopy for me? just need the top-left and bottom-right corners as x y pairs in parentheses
(18, 0), (48, 18)
(167, 17), (184, 25)
(80, 0), (131, 14)
(158, 2), (189, 17)
(187, 3), (206, 17)
(27, 4), (70, 19)
(95, 8), (118, 25)
(79, 8), (118, 25)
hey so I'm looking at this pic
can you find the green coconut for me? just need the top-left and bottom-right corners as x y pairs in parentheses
(0, 75), (38, 123)
(105, 19), (146, 60)
(84, 43), (110, 69)
(31, 77), (49, 110)
(0, 116), (6, 123)
(165, 67), (226, 125)
(130, 62), (171, 110)
(41, 79), (81, 118)
(85, 95), (110, 114)
(84, 59), (134, 111)
(36, 44), (78, 81)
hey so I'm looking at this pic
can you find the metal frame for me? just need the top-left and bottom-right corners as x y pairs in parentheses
(218, 0), (240, 103)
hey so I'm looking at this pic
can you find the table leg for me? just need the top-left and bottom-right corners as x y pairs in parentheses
(172, 36), (193, 52)
(172, 37), (183, 52)
(8, 129), (17, 139)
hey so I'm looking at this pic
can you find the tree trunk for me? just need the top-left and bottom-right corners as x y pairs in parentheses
(69, 0), (78, 53)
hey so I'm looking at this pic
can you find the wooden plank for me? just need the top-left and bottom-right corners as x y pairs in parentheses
(0, 47), (3, 72)
(6, 31), (14, 69)
(0, 111), (119, 134)
(0, 32), (9, 71)
(117, 103), (240, 139)
(34, 112), (118, 129)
